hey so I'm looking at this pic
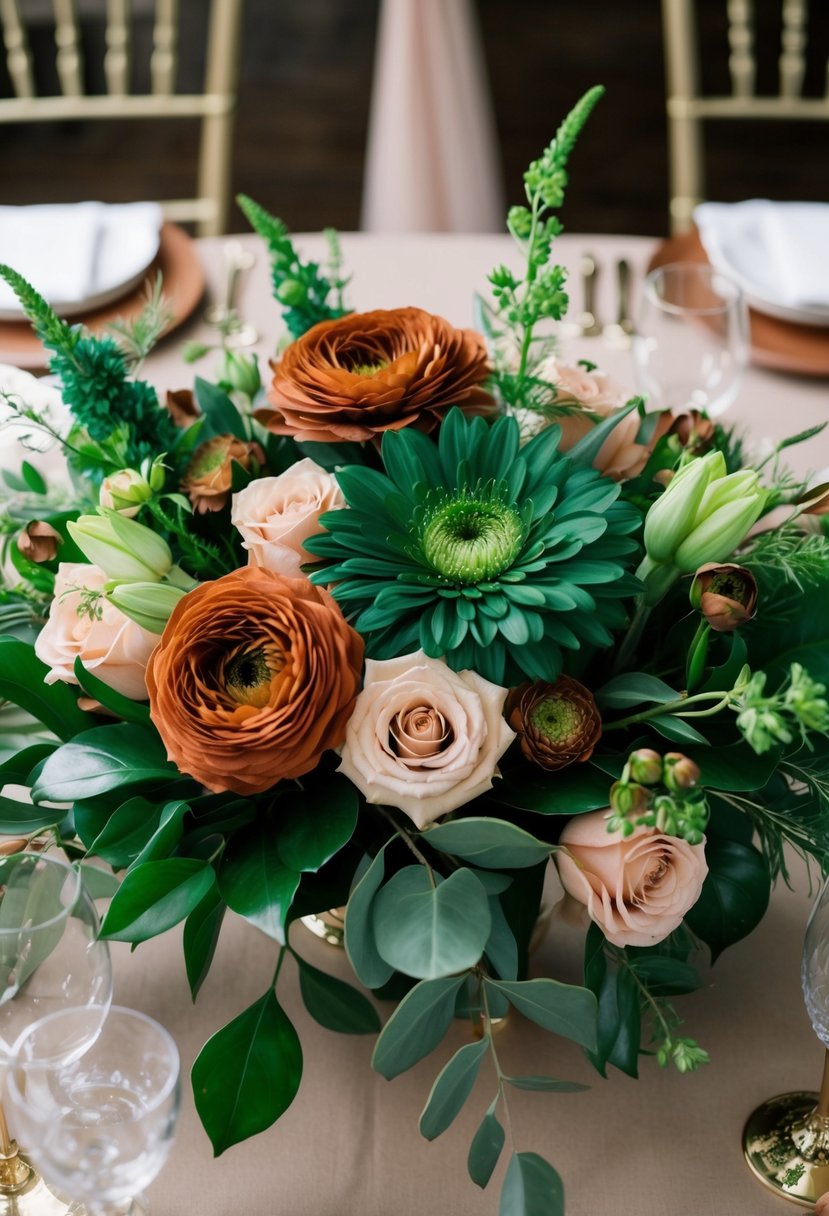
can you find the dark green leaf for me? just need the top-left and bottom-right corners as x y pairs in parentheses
(499, 860), (546, 980)
(486, 978), (597, 1052)
(500, 1151), (564, 1216)
(744, 579), (829, 685)
(101, 858), (216, 942)
(596, 672), (678, 709)
(193, 376), (247, 440)
(219, 820), (300, 943)
(183, 884), (225, 1001)
(78, 862), (120, 901)
(192, 988), (302, 1155)
(344, 843), (394, 989)
(584, 928), (640, 1078)
(627, 955), (703, 996)
(418, 1038), (488, 1141)
(685, 837), (770, 962)
(277, 777), (358, 872)
(423, 818), (551, 869)
(21, 460), (47, 495)
(493, 763), (610, 815)
(504, 1075), (588, 1093)
(130, 800), (189, 868)
(33, 724), (176, 801)
(371, 974), (466, 1080)
(0, 638), (89, 740)
(73, 658), (151, 725)
(567, 398), (639, 467)
(686, 742), (780, 793)
(0, 743), (56, 788)
(296, 955), (380, 1034)
(468, 1102), (505, 1189)
(0, 796), (66, 834)
(373, 866), (491, 980)
(89, 797), (165, 869)
(647, 714), (709, 745)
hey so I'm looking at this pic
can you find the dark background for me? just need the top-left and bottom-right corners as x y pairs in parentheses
(1, 0), (828, 236)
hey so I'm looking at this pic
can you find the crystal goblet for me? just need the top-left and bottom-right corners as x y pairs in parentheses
(7, 1007), (180, 1216)
(743, 874), (829, 1206)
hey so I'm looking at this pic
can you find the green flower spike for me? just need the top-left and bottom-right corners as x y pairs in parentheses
(305, 409), (642, 683)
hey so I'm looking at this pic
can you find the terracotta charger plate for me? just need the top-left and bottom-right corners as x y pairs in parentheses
(648, 226), (829, 378)
(0, 222), (205, 371)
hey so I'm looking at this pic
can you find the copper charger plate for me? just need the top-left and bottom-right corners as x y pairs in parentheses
(0, 222), (205, 371)
(648, 227), (829, 378)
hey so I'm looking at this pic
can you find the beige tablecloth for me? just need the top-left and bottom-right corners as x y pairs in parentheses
(133, 233), (829, 1216)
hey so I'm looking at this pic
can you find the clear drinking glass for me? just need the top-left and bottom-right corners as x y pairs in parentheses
(7, 1007), (180, 1216)
(633, 261), (749, 418)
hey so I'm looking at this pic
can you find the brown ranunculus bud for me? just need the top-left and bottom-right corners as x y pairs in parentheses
(181, 434), (264, 514)
(258, 307), (493, 444)
(663, 752), (701, 791)
(165, 388), (200, 427)
(17, 521), (62, 563)
(669, 409), (715, 454)
(506, 675), (602, 771)
(690, 562), (758, 632)
(798, 481), (829, 516)
(628, 748), (664, 786)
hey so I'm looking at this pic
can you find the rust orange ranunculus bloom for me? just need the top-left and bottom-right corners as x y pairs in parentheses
(260, 306), (493, 444)
(146, 567), (364, 795)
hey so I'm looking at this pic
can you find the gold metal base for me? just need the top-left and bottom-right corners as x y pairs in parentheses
(300, 907), (346, 947)
(0, 1146), (84, 1215)
(743, 1092), (829, 1207)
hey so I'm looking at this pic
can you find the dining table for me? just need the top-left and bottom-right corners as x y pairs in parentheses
(110, 229), (829, 1216)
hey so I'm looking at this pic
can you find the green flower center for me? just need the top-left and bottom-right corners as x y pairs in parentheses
(529, 696), (581, 743)
(708, 571), (749, 604)
(348, 359), (389, 377)
(421, 496), (524, 584)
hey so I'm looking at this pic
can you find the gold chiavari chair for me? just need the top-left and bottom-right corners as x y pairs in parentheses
(661, 0), (829, 233)
(0, 0), (244, 236)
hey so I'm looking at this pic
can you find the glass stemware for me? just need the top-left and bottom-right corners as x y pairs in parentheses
(7, 1007), (180, 1216)
(632, 261), (749, 419)
(743, 874), (829, 1207)
(0, 852), (112, 1213)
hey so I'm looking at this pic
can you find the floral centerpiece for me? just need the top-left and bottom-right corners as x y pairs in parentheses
(2, 88), (829, 1215)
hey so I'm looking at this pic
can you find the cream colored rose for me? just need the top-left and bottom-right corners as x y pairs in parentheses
(230, 458), (345, 578)
(35, 563), (157, 700)
(556, 813), (708, 947)
(533, 356), (627, 416)
(338, 650), (515, 829)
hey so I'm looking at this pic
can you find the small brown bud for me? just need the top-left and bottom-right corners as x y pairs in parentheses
(165, 388), (200, 427)
(0, 838), (29, 857)
(669, 409), (715, 454)
(17, 521), (62, 563)
(690, 562), (758, 632)
(664, 752), (701, 791)
(628, 748), (664, 785)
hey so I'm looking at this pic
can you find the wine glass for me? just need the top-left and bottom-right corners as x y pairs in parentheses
(633, 262), (749, 418)
(743, 874), (829, 1206)
(6, 1007), (180, 1216)
(0, 851), (112, 1212)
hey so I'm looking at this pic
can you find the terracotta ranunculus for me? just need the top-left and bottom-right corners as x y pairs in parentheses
(231, 458), (345, 578)
(35, 563), (157, 700)
(506, 675), (601, 771)
(146, 566), (363, 795)
(260, 307), (493, 444)
(338, 650), (515, 829)
(556, 813), (708, 947)
(181, 434), (264, 514)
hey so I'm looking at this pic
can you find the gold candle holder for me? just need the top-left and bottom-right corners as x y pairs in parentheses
(743, 1050), (829, 1206)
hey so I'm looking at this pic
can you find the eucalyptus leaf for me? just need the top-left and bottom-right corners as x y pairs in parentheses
(419, 1038), (488, 1141)
(373, 867), (491, 980)
(484, 896), (519, 981)
(371, 974), (466, 1080)
(192, 989), (302, 1155)
(423, 818), (551, 869)
(486, 978), (597, 1052)
(500, 1151), (564, 1216)
(504, 1076), (588, 1093)
(101, 858), (216, 943)
(468, 1101), (505, 1189)
(344, 842), (394, 989)
(296, 955), (380, 1034)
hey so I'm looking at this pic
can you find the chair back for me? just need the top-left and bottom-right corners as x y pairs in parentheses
(0, 0), (244, 235)
(662, 0), (829, 232)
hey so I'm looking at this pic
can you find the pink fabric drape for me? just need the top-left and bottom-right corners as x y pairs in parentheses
(361, 0), (504, 233)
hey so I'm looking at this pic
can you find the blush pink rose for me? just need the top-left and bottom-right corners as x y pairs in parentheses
(556, 813), (708, 947)
(34, 563), (157, 700)
(338, 650), (515, 829)
(230, 458), (345, 578)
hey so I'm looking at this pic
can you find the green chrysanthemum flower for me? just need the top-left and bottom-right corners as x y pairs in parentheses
(305, 409), (642, 682)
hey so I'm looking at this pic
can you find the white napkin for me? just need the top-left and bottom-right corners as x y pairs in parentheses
(695, 200), (829, 312)
(0, 201), (162, 313)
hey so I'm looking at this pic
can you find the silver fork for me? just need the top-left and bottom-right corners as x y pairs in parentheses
(204, 240), (258, 346)
(604, 258), (635, 347)
(566, 254), (603, 338)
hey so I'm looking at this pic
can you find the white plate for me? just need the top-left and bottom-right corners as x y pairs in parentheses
(0, 202), (162, 322)
(695, 201), (829, 329)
